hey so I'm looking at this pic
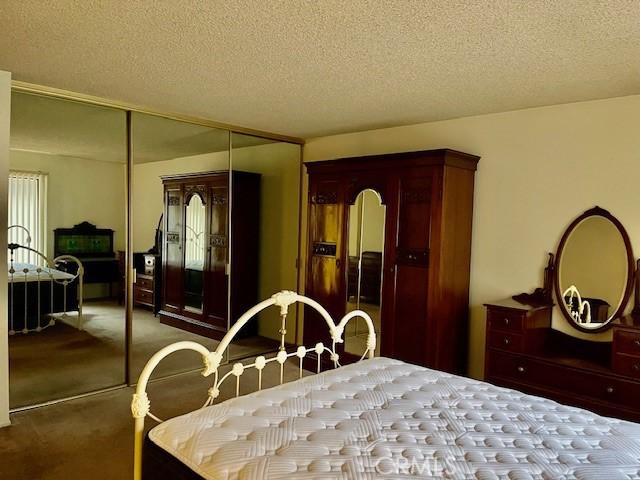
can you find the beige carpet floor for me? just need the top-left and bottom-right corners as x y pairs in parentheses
(0, 360), (305, 480)
(9, 300), (279, 408)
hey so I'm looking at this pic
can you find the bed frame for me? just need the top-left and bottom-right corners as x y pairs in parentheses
(131, 290), (376, 480)
(7, 225), (84, 334)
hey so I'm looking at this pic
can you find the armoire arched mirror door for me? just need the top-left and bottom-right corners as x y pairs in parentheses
(344, 189), (385, 357)
(183, 190), (207, 314)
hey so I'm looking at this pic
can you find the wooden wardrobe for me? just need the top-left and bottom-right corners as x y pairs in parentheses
(304, 149), (479, 374)
(159, 170), (260, 339)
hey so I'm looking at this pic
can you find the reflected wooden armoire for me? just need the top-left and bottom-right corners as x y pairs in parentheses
(159, 171), (260, 339)
(304, 149), (479, 374)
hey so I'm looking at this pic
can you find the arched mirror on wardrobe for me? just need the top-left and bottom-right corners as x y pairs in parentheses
(183, 190), (207, 313)
(345, 189), (385, 357)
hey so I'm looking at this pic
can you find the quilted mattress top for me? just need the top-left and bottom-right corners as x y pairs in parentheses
(149, 357), (640, 479)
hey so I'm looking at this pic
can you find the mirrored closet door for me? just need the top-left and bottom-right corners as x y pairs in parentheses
(129, 118), (304, 381)
(8, 92), (127, 408)
(130, 113), (231, 379)
(6, 86), (304, 409)
(228, 133), (302, 360)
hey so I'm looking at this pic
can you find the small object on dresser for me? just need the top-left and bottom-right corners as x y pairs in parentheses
(133, 252), (161, 314)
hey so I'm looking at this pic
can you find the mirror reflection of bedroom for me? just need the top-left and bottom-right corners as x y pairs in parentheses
(130, 115), (302, 379)
(8, 92), (127, 408)
(7, 92), (303, 410)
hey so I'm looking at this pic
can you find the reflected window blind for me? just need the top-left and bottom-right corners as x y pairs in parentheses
(8, 171), (48, 265)
(185, 197), (206, 271)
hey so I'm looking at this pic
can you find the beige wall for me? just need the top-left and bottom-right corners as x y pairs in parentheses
(10, 151), (126, 254)
(232, 142), (301, 342)
(303, 94), (640, 380)
(0, 70), (11, 426)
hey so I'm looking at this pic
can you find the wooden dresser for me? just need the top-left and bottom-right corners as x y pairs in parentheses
(612, 317), (640, 378)
(485, 299), (640, 422)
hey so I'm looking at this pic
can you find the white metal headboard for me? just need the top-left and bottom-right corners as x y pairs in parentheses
(131, 290), (376, 480)
(7, 229), (85, 334)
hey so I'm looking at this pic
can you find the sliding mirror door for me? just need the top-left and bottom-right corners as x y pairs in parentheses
(130, 113), (231, 380)
(8, 92), (127, 407)
(229, 133), (302, 360)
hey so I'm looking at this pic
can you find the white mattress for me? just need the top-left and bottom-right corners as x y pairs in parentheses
(149, 357), (640, 479)
(8, 263), (75, 283)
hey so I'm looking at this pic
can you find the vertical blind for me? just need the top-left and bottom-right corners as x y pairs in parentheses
(8, 170), (48, 265)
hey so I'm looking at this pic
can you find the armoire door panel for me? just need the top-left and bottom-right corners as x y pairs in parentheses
(397, 175), (433, 252)
(205, 185), (228, 328)
(307, 178), (344, 298)
(390, 173), (434, 364)
(163, 187), (183, 310)
(393, 265), (429, 365)
(309, 256), (340, 301)
(305, 177), (346, 354)
(312, 205), (340, 243)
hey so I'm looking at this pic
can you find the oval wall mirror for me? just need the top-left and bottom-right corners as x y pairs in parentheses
(555, 207), (634, 332)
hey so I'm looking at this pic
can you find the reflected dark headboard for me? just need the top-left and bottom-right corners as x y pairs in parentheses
(54, 221), (114, 258)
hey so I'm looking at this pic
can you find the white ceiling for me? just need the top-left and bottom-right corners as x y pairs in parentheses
(1, 1), (639, 139)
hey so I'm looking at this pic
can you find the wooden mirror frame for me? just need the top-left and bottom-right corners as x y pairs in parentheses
(554, 206), (635, 333)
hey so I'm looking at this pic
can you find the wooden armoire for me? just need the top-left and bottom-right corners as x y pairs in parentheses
(304, 149), (479, 374)
(159, 170), (260, 339)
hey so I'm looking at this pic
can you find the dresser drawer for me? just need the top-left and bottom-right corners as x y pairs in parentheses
(612, 353), (640, 379)
(136, 275), (154, 291)
(489, 349), (640, 409)
(487, 350), (543, 384)
(614, 329), (640, 356)
(487, 309), (524, 333)
(488, 330), (524, 353)
(135, 287), (154, 305)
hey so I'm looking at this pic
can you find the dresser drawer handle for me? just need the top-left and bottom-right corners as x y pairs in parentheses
(503, 318), (510, 326)
(503, 337), (510, 346)
(634, 339), (640, 348)
(633, 363), (640, 372)
(517, 366), (525, 373)
(606, 386), (614, 394)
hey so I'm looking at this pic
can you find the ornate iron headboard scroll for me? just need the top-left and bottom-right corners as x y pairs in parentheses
(7, 238), (84, 334)
(131, 290), (376, 480)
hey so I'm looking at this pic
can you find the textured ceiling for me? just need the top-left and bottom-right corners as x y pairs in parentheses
(1, 1), (639, 139)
